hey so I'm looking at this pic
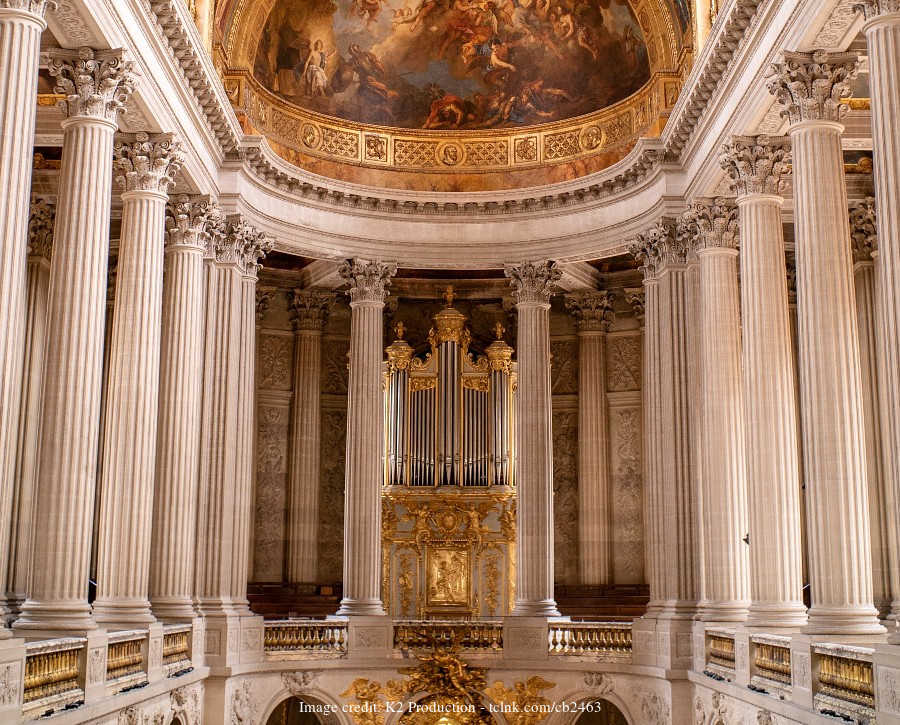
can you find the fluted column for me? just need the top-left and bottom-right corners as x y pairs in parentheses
(856, 0), (900, 629)
(768, 51), (883, 633)
(149, 196), (219, 621)
(92, 135), (184, 626)
(6, 199), (54, 617)
(0, 0), (53, 631)
(286, 289), (335, 583)
(16, 49), (135, 633)
(720, 134), (807, 629)
(233, 227), (273, 611)
(628, 233), (665, 614)
(688, 198), (750, 622)
(849, 200), (894, 619)
(564, 291), (614, 586)
(505, 261), (561, 617)
(336, 260), (396, 616)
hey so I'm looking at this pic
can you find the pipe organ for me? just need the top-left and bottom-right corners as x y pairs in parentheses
(381, 289), (517, 618)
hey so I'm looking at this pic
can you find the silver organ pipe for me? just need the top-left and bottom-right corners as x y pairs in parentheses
(384, 289), (515, 488)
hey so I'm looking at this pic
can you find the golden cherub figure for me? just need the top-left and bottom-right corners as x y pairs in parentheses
(395, 320), (406, 339)
(493, 321), (505, 340)
(444, 285), (456, 307)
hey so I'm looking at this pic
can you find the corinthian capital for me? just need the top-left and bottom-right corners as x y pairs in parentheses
(28, 197), (55, 261)
(628, 218), (685, 279)
(565, 291), (614, 333)
(504, 261), (561, 305)
(854, 0), (900, 20)
(115, 133), (185, 194)
(685, 198), (739, 251)
(290, 289), (336, 331)
(720, 135), (791, 197)
(849, 198), (878, 263)
(766, 50), (859, 125)
(48, 47), (136, 122)
(1, 0), (56, 17)
(213, 216), (272, 276)
(339, 259), (397, 304)
(165, 195), (220, 251)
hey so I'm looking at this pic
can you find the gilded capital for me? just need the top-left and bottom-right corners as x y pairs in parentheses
(854, 0), (900, 21)
(720, 135), (791, 197)
(849, 198), (878, 263)
(623, 287), (644, 324)
(686, 198), (739, 251)
(565, 291), (614, 333)
(48, 47), (136, 122)
(339, 259), (397, 304)
(504, 261), (561, 305)
(165, 195), (221, 251)
(290, 288), (335, 331)
(766, 50), (859, 125)
(28, 197), (54, 261)
(115, 133), (184, 194)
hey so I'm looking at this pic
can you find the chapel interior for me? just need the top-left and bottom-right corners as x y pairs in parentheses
(0, 0), (899, 724)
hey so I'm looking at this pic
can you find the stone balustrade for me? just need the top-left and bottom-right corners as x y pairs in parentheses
(106, 630), (147, 695)
(263, 619), (348, 656)
(23, 637), (85, 720)
(161, 623), (193, 677)
(548, 621), (633, 656)
(750, 634), (792, 696)
(705, 628), (737, 680)
(813, 643), (875, 723)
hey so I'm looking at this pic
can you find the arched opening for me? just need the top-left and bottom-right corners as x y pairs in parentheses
(266, 697), (333, 725)
(573, 699), (629, 725)
(170, 718), (184, 725)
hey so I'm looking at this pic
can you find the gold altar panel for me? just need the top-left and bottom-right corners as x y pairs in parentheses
(427, 547), (470, 610)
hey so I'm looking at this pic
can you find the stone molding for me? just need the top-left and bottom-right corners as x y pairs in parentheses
(686, 197), (740, 251)
(165, 195), (220, 251)
(114, 133), (185, 194)
(848, 197), (878, 263)
(289, 288), (336, 332)
(27, 198), (54, 261)
(766, 50), (860, 125)
(854, 0), (900, 20)
(339, 259), (397, 304)
(720, 135), (791, 198)
(565, 291), (615, 333)
(47, 47), (136, 122)
(504, 261), (562, 305)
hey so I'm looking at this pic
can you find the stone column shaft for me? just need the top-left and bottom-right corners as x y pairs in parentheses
(691, 199), (750, 622)
(337, 259), (396, 616)
(722, 135), (807, 628)
(769, 50), (883, 633)
(0, 2), (50, 629)
(7, 200), (53, 615)
(16, 48), (135, 632)
(858, 3), (900, 627)
(506, 261), (561, 617)
(286, 290), (334, 583)
(565, 292), (613, 585)
(93, 136), (184, 626)
(149, 197), (216, 620)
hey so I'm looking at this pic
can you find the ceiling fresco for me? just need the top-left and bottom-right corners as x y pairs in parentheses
(252, 0), (652, 131)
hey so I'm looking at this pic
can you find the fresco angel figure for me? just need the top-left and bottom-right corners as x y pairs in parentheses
(302, 39), (335, 98)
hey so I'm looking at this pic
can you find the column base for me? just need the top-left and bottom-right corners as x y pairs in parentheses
(698, 600), (751, 623)
(336, 598), (387, 617)
(510, 599), (560, 617)
(13, 599), (97, 634)
(804, 605), (887, 635)
(745, 602), (809, 631)
(149, 597), (197, 622)
(91, 597), (156, 629)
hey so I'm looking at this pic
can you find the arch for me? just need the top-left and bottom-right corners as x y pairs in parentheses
(546, 690), (636, 725)
(571, 700), (630, 725)
(260, 688), (351, 725)
(170, 718), (184, 725)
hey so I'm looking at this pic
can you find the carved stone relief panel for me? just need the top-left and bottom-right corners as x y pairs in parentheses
(254, 405), (289, 580)
(318, 410), (347, 581)
(608, 335), (641, 392)
(610, 406), (645, 584)
(321, 338), (350, 395)
(550, 339), (578, 395)
(257, 334), (293, 391)
(552, 410), (578, 585)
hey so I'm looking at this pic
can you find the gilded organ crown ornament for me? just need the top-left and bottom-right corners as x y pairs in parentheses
(114, 133), (185, 194)
(340, 259), (398, 303)
(430, 286), (470, 349)
(165, 195), (220, 251)
(504, 261), (561, 305)
(565, 290), (615, 333)
(849, 198), (878, 263)
(48, 47), (137, 121)
(766, 50), (860, 124)
(27, 197), (55, 261)
(289, 288), (335, 331)
(386, 320), (414, 372)
(686, 197), (739, 251)
(720, 135), (792, 197)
